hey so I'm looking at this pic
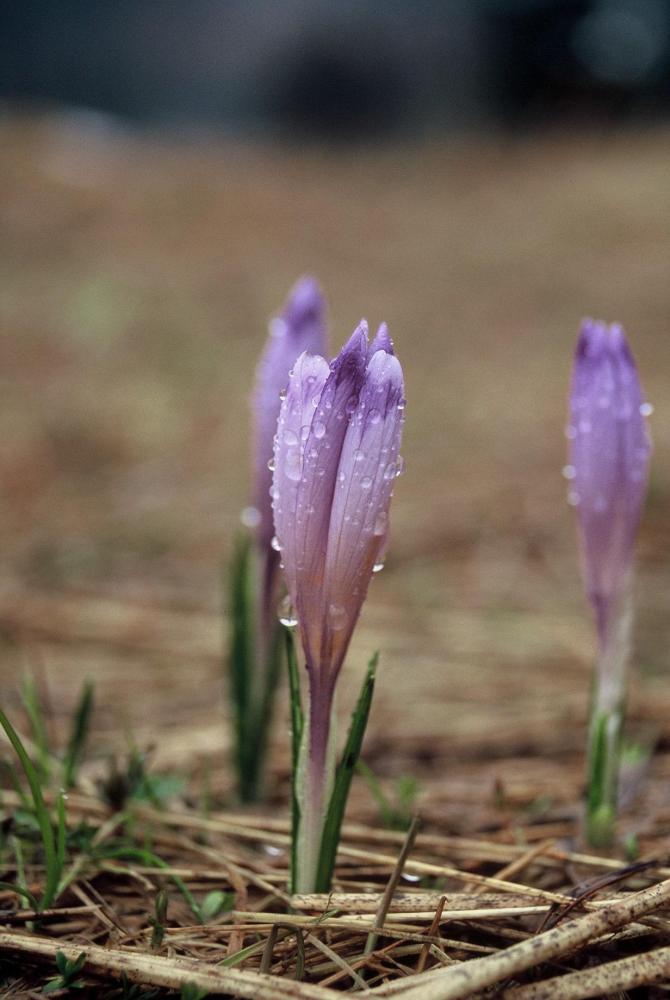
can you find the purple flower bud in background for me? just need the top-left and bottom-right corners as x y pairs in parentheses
(568, 319), (652, 641)
(252, 276), (327, 554)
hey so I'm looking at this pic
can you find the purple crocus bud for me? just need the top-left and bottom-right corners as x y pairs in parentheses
(273, 323), (404, 689)
(568, 319), (652, 640)
(251, 276), (327, 554)
(273, 320), (404, 890)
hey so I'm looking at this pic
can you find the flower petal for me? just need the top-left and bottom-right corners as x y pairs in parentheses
(569, 319), (651, 633)
(322, 348), (405, 678)
(253, 276), (327, 549)
(272, 351), (331, 603)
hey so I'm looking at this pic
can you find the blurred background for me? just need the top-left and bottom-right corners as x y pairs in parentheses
(1, 1), (669, 827)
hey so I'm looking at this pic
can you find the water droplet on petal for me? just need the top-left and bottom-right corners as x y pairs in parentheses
(271, 535), (281, 552)
(567, 490), (581, 506)
(267, 457), (275, 471)
(313, 421), (326, 439)
(328, 603), (347, 630)
(383, 462), (396, 481)
(373, 511), (387, 536)
(285, 450), (301, 482)
(372, 560), (384, 573)
(345, 395), (358, 415)
(395, 455), (406, 477)
(369, 409), (381, 425)
(565, 424), (577, 440)
(361, 476), (373, 490)
(284, 429), (299, 446)
(562, 465), (576, 480)
(640, 402), (654, 417)
(278, 594), (298, 628)
(240, 506), (261, 528)
(279, 388), (287, 401)
(354, 449), (365, 463)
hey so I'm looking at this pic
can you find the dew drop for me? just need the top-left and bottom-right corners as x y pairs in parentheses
(328, 604), (347, 631)
(369, 409), (381, 425)
(345, 395), (358, 415)
(567, 490), (581, 506)
(284, 429), (299, 446)
(240, 505), (261, 528)
(395, 455), (406, 477)
(313, 421), (326, 439)
(640, 402), (654, 417)
(267, 457), (276, 471)
(373, 511), (387, 536)
(565, 424), (577, 440)
(383, 461), (396, 481)
(372, 560), (384, 573)
(279, 388), (287, 401)
(271, 535), (281, 552)
(361, 476), (373, 490)
(562, 464), (576, 480)
(278, 594), (298, 628)
(354, 449), (365, 463)
(285, 450), (301, 482)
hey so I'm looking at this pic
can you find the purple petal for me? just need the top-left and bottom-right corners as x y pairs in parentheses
(285, 323), (369, 673)
(322, 349), (405, 678)
(367, 322), (394, 358)
(252, 276), (327, 550)
(569, 319), (652, 637)
(272, 351), (331, 604)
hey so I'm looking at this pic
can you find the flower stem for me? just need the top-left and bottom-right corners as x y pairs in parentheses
(295, 680), (336, 894)
(585, 586), (632, 848)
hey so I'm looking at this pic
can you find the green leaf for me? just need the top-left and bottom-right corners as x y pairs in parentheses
(285, 627), (304, 893)
(199, 889), (234, 922)
(20, 674), (50, 783)
(0, 707), (61, 910)
(0, 880), (39, 910)
(314, 653), (378, 893)
(62, 681), (94, 790)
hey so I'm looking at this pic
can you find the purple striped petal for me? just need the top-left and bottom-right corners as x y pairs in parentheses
(272, 350), (331, 605)
(368, 322), (394, 358)
(568, 319), (652, 638)
(323, 348), (405, 678)
(272, 322), (405, 687)
(252, 276), (327, 551)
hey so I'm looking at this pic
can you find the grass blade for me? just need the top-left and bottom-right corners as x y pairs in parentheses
(315, 652), (378, 893)
(62, 681), (94, 790)
(0, 708), (61, 911)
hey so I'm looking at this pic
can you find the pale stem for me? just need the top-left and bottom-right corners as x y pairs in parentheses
(295, 678), (337, 894)
(586, 579), (633, 848)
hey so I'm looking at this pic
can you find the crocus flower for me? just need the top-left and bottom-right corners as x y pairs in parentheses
(568, 319), (652, 642)
(229, 276), (327, 804)
(252, 276), (328, 556)
(272, 320), (405, 890)
(568, 318), (652, 846)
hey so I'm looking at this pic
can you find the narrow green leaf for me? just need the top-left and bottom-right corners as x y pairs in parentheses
(284, 627), (304, 893)
(226, 535), (256, 801)
(0, 707), (60, 910)
(0, 880), (39, 910)
(20, 675), (50, 783)
(62, 681), (94, 790)
(314, 653), (378, 893)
